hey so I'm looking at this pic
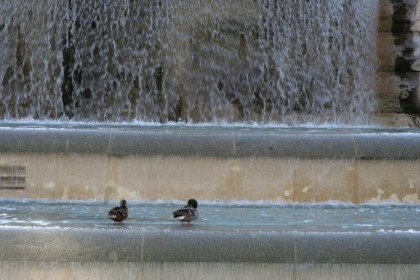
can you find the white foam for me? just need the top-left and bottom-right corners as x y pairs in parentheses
(1, 119), (419, 131)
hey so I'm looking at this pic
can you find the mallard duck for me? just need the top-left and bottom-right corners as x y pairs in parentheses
(108, 199), (128, 225)
(172, 199), (199, 226)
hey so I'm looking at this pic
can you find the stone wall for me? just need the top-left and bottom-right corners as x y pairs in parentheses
(377, 0), (420, 125)
(1, 128), (419, 203)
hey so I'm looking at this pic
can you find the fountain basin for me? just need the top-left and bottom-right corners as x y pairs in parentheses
(0, 124), (419, 203)
(0, 127), (419, 278)
(0, 200), (419, 264)
(1, 200), (419, 279)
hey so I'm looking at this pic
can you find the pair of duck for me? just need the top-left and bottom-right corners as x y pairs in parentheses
(107, 199), (199, 226)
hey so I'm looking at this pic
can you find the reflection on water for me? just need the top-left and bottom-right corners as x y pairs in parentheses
(0, 199), (419, 232)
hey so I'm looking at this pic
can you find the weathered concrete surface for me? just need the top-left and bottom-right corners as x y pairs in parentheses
(377, 0), (420, 118)
(0, 227), (419, 264)
(0, 127), (420, 202)
(1, 262), (419, 280)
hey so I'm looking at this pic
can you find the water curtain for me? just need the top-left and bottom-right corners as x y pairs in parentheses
(0, 0), (378, 124)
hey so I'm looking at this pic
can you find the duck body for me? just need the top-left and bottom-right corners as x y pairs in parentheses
(172, 199), (199, 226)
(108, 199), (128, 225)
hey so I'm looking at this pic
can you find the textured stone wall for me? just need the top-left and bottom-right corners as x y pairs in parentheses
(377, 0), (420, 122)
(1, 128), (419, 203)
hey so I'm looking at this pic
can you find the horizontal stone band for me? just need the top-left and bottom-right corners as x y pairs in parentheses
(1, 127), (420, 159)
(0, 227), (419, 263)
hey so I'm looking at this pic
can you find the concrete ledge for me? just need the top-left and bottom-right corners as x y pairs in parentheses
(1, 126), (420, 159)
(0, 227), (419, 264)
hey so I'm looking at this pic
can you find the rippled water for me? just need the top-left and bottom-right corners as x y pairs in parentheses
(0, 199), (419, 232)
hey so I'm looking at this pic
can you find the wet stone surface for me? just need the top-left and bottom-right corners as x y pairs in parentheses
(0, 199), (419, 263)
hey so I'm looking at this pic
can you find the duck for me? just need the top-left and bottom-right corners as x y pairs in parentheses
(172, 199), (199, 226)
(108, 199), (128, 225)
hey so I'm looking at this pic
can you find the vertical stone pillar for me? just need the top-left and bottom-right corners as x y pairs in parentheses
(377, 0), (420, 125)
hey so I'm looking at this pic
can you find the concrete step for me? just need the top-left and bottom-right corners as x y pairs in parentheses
(0, 126), (419, 203)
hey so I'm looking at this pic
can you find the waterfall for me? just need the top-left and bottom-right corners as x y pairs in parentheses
(0, 0), (378, 124)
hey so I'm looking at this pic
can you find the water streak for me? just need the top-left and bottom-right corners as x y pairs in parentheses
(0, 0), (378, 124)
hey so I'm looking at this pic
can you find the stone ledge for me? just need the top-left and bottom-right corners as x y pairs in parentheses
(0, 227), (419, 264)
(1, 127), (420, 159)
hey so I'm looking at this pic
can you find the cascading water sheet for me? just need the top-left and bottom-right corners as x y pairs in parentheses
(0, 0), (378, 124)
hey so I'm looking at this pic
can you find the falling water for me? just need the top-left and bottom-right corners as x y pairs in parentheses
(0, 0), (378, 124)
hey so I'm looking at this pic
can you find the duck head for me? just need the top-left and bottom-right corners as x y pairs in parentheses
(187, 199), (198, 208)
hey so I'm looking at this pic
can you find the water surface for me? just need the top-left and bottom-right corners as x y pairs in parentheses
(0, 199), (418, 233)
